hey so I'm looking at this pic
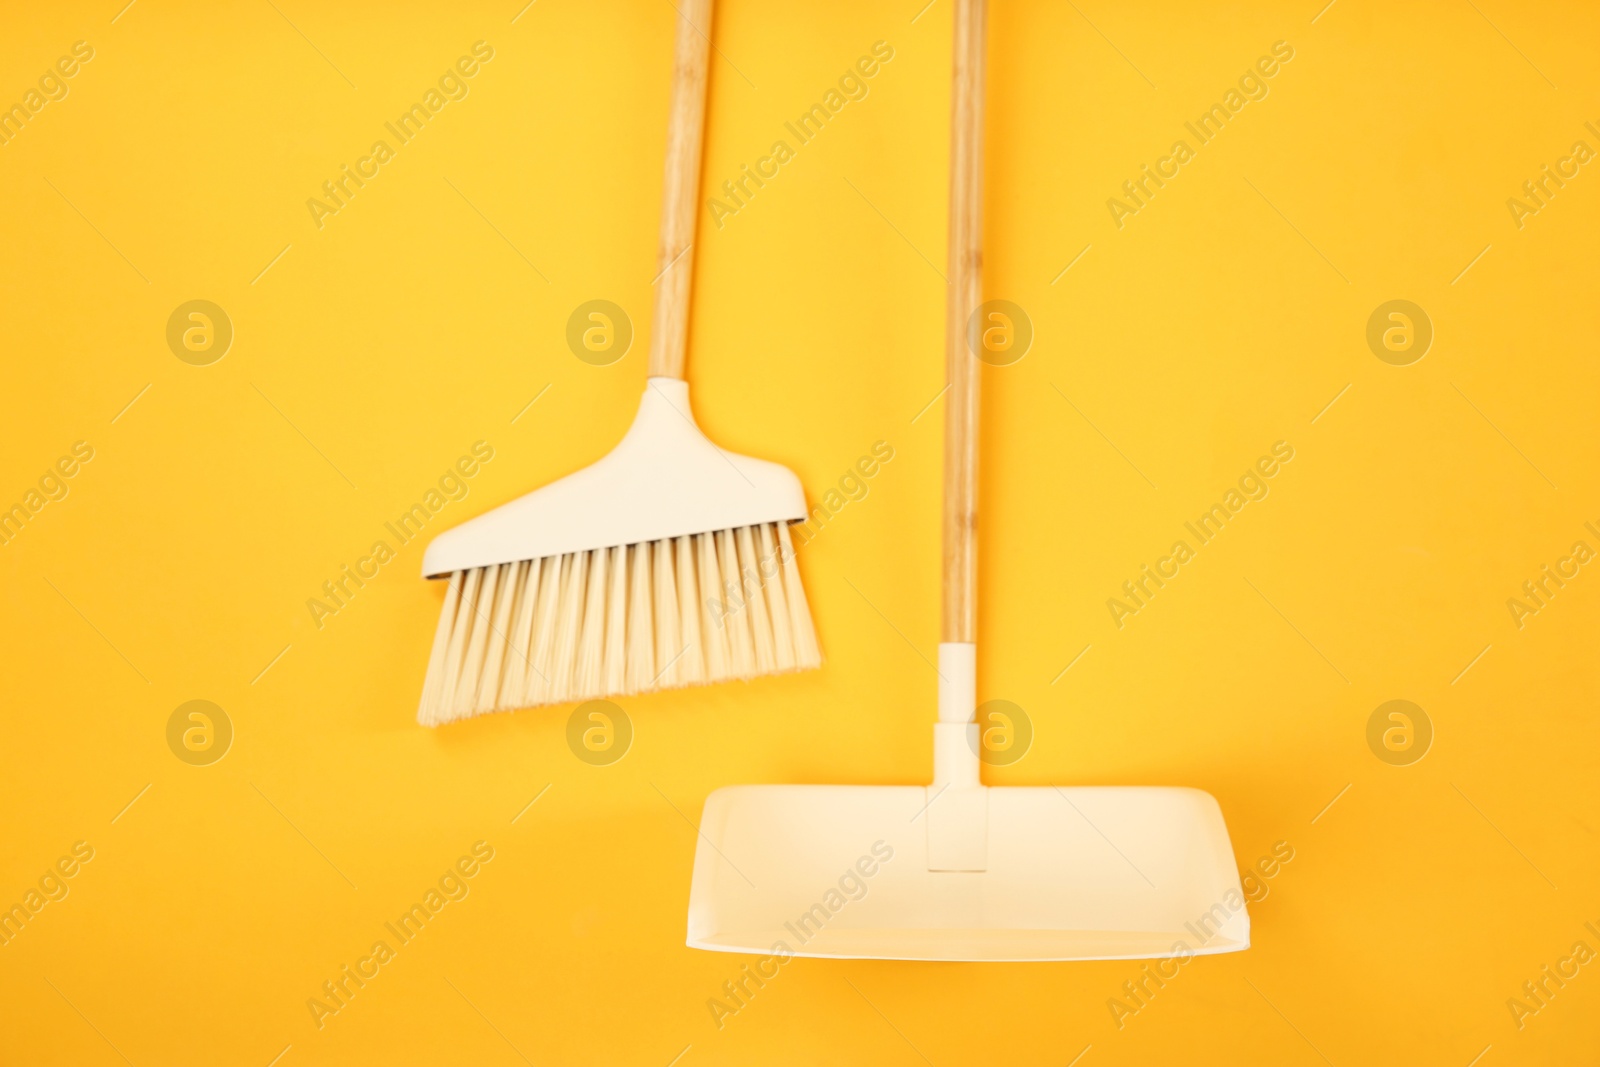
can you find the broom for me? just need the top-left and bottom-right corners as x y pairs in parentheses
(415, 0), (820, 726)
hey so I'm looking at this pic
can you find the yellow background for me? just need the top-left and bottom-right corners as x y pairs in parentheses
(2, 0), (1598, 1063)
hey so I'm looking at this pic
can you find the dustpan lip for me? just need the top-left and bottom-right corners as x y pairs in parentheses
(684, 933), (1251, 963)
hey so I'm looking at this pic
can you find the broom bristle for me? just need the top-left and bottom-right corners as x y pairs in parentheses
(416, 521), (821, 726)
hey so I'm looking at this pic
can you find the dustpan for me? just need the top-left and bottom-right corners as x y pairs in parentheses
(684, 0), (1249, 963)
(689, 783), (1247, 961)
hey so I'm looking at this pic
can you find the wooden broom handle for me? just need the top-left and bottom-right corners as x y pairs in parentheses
(942, 0), (986, 644)
(646, 0), (714, 380)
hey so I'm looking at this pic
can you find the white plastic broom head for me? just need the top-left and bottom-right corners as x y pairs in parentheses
(416, 378), (821, 725)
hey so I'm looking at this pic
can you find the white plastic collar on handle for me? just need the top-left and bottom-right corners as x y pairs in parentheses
(933, 642), (980, 788)
(937, 642), (976, 723)
(929, 642), (985, 870)
(421, 378), (808, 577)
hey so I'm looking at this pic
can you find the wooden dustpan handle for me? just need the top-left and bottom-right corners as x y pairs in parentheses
(647, 0), (714, 380)
(942, 0), (986, 644)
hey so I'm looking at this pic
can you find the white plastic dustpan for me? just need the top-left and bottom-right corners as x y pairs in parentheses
(687, 650), (1249, 961)
(689, 785), (1246, 962)
(685, 0), (1248, 963)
